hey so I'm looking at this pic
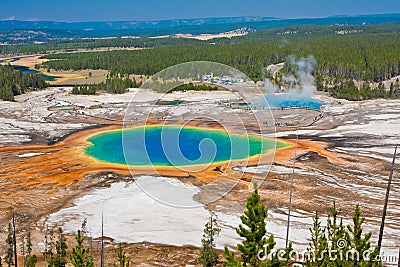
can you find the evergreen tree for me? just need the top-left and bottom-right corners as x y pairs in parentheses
(390, 83), (394, 98)
(306, 212), (329, 266)
(346, 205), (380, 266)
(80, 219), (88, 251)
(25, 256), (37, 267)
(26, 228), (32, 257)
(21, 235), (26, 266)
(43, 227), (54, 266)
(223, 184), (276, 267)
(306, 203), (381, 266)
(114, 243), (129, 267)
(198, 213), (221, 267)
(223, 248), (243, 267)
(5, 223), (14, 267)
(0, 64), (48, 101)
(70, 230), (94, 267)
(49, 227), (67, 267)
(347, 205), (370, 262)
(325, 202), (348, 267)
(25, 228), (37, 267)
(71, 85), (79, 94)
(394, 78), (400, 98)
(326, 202), (347, 251)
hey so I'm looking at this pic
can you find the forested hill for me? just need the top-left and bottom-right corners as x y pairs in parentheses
(37, 26), (400, 101)
(1, 24), (399, 55)
(235, 24), (400, 40)
(41, 32), (400, 83)
(0, 14), (399, 43)
(0, 37), (204, 55)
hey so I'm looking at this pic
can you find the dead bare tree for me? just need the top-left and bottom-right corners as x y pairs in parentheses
(377, 145), (397, 253)
(397, 248), (399, 267)
(285, 133), (298, 249)
(12, 212), (17, 267)
(100, 212), (104, 267)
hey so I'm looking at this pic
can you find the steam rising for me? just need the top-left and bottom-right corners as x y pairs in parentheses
(288, 55), (317, 98)
(261, 55), (323, 109)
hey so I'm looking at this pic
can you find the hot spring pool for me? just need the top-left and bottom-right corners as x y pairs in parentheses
(259, 94), (325, 110)
(156, 100), (186, 106)
(85, 126), (287, 166)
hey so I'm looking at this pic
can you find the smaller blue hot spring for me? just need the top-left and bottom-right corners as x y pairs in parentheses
(258, 94), (324, 110)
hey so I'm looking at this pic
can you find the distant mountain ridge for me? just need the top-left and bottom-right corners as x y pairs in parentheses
(1, 14), (400, 31)
(0, 14), (399, 43)
(328, 13), (400, 18)
(0, 16), (281, 31)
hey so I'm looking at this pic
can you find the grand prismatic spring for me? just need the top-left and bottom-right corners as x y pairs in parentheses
(85, 125), (287, 166)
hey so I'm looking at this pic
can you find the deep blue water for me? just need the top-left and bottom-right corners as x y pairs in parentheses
(86, 126), (285, 166)
(0, 58), (20, 63)
(13, 65), (37, 74)
(259, 94), (324, 110)
(13, 65), (57, 81)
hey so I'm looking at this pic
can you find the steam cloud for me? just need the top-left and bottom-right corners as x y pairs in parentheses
(265, 55), (317, 98)
(289, 55), (317, 98)
(260, 55), (322, 109)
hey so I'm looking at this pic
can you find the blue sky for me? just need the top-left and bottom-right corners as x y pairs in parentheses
(1, 0), (399, 22)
